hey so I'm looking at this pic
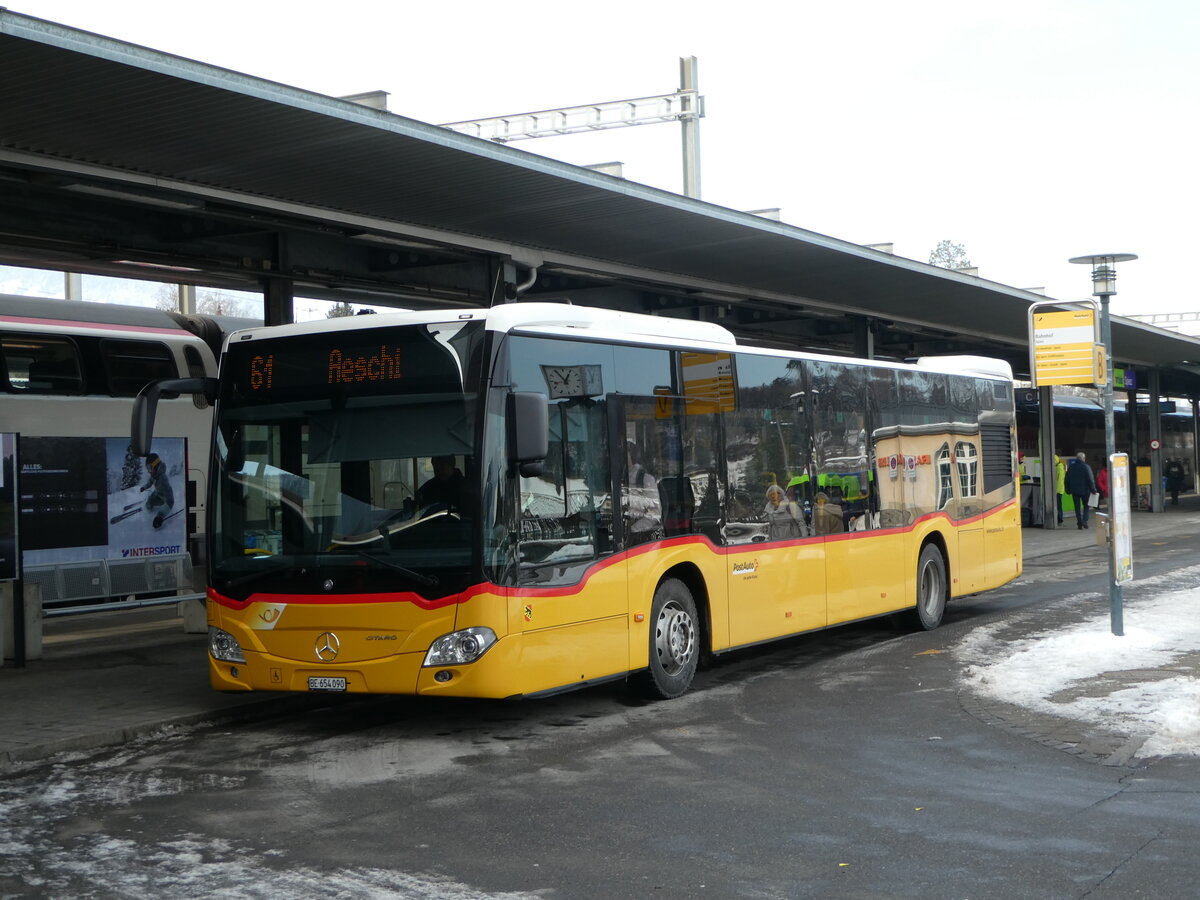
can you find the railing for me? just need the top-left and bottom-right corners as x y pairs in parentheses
(24, 554), (197, 617)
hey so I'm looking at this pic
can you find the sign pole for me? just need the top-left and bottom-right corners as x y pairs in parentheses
(1099, 289), (1123, 635)
(1069, 254), (1138, 637)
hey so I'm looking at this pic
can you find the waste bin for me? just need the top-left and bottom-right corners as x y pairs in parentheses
(1020, 481), (1044, 527)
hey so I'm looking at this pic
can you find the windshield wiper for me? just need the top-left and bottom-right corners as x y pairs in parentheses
(348, 550), (441, 589)
(218, 554), (439, 592)
(217, 559), (305, 592)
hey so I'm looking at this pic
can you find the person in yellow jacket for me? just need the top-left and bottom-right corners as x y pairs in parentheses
(1054, 453), (1067, 525)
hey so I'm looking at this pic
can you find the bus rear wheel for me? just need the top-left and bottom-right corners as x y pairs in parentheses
(638, 578), (699, 700)
(911, 544), (947, 631)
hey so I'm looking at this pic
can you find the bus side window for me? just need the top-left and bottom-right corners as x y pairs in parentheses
(518, 398), (612, 573)
(723, 353), (809, 545)
(810, 361), (871, 531)
(2, 336), (84, 394)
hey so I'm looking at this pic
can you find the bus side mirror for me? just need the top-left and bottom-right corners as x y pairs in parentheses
(131, 377), (218, 456)
(508, 391), (548, 477)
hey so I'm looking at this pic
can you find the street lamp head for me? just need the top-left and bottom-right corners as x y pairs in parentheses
(1069, 253), (1138, 297)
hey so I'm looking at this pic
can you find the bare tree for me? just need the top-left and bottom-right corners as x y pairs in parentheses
(196, 296), (227, 316)
(928, 239), (972, 270)
(196, 290), (260, 318)
(153, 284), (180, 312)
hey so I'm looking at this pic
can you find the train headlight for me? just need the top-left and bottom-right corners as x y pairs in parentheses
(209, 626), (246, 663)
(423, 627), (497, 666)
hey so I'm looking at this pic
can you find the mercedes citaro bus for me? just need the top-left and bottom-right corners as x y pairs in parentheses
(132, 303), (1021, 700)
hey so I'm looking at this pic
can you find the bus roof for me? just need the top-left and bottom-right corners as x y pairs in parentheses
(915, 355), (1013, 381)
(485, 303), (737, 347)
(221, 303), (739, 351)
(222, 304), (1013, 381)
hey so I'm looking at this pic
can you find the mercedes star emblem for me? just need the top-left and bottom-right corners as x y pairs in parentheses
(315, 631), (341, 661)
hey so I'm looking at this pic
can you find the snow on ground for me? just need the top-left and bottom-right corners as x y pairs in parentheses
(958, 566), (1200, 758)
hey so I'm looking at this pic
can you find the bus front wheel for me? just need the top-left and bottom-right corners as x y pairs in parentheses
(911, 544), (947, 631)
(638, 578), (699, 700)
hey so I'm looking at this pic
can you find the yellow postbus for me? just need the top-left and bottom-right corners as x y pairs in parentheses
(133, 303), (1021, 700)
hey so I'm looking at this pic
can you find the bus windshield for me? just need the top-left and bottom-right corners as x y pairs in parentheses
(210, 321), (483, 598)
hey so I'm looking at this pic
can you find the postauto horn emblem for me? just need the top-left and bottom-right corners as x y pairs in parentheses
(315, 632), (341, 661)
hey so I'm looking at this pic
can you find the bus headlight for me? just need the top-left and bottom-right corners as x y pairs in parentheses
(423, 627), (497, 667)
(209, 626), (246, 663)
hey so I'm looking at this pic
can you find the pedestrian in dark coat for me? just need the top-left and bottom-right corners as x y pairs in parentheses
(1065, 452), (1097, 529)
(1165, 458), (1186, 505)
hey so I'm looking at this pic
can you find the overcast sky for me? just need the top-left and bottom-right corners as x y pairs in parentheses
(12, 0), (1200, 317)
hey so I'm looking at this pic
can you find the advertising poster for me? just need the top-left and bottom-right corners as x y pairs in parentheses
(104, 437), (187, 561)
(0, 433), (16, 582)
(19, 436), (186, 569)
(1110, 453), (1133, 584)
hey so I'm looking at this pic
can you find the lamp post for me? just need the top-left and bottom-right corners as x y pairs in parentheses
(1069, 253), (1137, 636)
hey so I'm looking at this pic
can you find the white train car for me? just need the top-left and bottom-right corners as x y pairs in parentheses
(0, 295), (253, 612)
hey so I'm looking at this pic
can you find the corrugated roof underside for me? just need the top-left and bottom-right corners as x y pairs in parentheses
(0, 34), (1012, 315)
(5, 21), (1199, 375)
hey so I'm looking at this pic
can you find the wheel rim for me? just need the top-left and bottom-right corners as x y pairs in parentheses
(654, 600), (696, 675)
(919, 557), (943, 616)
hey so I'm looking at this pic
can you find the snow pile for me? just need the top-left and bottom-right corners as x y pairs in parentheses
(959, 582), (1200, 758)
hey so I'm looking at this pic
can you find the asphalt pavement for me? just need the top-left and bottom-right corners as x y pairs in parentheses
(2, 493), (1198, 770)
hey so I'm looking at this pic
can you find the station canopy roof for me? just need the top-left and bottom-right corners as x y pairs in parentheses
(3, 9), (1200, 396)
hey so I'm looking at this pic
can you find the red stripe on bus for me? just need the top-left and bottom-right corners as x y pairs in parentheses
(209, 586), (461, 611)
(211, 497), (1019, 609)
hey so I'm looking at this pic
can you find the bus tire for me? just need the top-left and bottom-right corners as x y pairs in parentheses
(638, 578), (700, 700)
(911, 544), (947, 631)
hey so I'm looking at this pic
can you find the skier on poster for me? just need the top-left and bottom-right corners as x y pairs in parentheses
(140, 452), (175, 528)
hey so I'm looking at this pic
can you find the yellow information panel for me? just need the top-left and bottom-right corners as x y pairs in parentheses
(1093, 343), (1108, 387)
(654, 352), (737, 419)
(1032, 308), (1098, 386)
(680, 352), (736, 413)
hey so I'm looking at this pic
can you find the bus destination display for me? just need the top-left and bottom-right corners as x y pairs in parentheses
(247, 344), (403, 392)
(232, 327), (464, 400)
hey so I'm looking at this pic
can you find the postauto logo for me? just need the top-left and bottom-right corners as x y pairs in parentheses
(121, 544), (183, 558)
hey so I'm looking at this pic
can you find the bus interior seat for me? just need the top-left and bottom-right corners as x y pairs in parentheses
(658, 476), (695, 535)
